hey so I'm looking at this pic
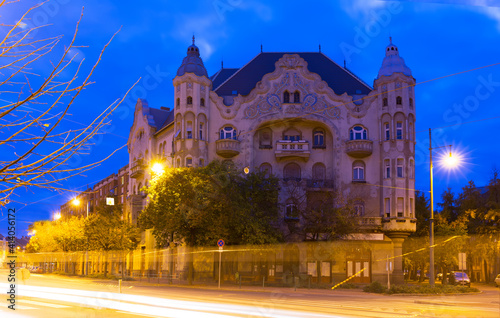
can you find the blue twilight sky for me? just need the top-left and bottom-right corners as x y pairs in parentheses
(1, 0), (500, 236)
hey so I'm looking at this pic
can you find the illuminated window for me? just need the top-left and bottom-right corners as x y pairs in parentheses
(396, 122), (403, 140)
(220, 126), (237, 140)
(350, 126), (367, 140)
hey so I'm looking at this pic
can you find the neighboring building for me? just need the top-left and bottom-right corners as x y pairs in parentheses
(60, 164), (129, 219)
(125, 37), (417, 283)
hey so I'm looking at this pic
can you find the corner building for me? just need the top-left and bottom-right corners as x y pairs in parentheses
(127, 38), (416, 284)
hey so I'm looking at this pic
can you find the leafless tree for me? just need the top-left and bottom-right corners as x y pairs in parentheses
(0, 1), (136, 206)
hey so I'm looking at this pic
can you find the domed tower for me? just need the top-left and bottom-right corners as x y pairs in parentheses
(172, 36), (211, 168)
(374, 38), (416, 284)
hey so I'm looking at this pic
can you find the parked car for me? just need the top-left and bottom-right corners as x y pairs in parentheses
(495, 274), (500, 287)
(449, 271), (471, 287)
(436, 273), (443, 281)
(28, 266), (43, 274)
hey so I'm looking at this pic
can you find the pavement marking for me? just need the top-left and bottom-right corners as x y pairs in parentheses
(20, 299), (70, 308)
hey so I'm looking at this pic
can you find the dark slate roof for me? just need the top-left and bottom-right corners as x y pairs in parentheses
(214, 52), (372, 97)
(210, 68), (239, 90)
(148, 108), (171, 129)
(176, 44), (208, 77)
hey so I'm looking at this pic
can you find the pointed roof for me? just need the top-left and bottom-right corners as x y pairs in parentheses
(212, 52), (372, 97)
(210, 68), (239, 90)
(378, 38), (412, 78)
(176, 36), (208, 78)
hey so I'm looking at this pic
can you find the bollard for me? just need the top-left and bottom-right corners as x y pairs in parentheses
(119, 279), (122, 294)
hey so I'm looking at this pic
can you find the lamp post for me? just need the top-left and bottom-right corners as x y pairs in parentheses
(428, 128), (459, 287)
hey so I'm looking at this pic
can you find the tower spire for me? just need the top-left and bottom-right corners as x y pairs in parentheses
(192, 35), (195, 45)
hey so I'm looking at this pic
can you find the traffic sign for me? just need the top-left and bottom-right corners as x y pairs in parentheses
(217, 239), (225, 247)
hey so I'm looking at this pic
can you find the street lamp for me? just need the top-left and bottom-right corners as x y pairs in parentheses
(151, 162), (165, 176)
(429, 129), (460, 286)
(53, 212), (61, 221)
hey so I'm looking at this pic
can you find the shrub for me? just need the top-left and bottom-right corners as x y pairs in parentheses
(363, 281), (387, 293)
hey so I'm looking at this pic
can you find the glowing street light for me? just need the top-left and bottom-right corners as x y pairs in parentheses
(429, 129), (460, 287)
(151, 162), (165, 176)
(53, 212), (61, 221)
(72, 197), (80, 206)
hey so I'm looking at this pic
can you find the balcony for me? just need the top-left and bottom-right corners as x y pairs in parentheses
(358, 217), (382, 230)
(381, 217), (417, 233)
(275, 140), (310, 161)
(130, 160), (145, 179)
(216, 139), (240, 158)
(345, 139), (373, 158)
(306, 179), (334, 189)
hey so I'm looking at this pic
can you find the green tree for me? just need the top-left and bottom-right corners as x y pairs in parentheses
(85, 203), (140, 276)
(140, 161), (282, 283)
(26, 217), (85, 253)
(437, 188), (458, 222)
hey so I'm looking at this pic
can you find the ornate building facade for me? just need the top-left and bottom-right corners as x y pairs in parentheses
(126, 37), (416, 283)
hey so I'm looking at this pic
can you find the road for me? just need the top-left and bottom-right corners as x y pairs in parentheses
(0, 270), (498, 317)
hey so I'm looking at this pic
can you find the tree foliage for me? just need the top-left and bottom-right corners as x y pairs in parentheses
(27, 216), (86, 253)
(139, 161), (282, 248)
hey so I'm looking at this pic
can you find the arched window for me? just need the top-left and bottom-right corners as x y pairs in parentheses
(176, 98), (180, 108)
(409, 122), (414, 141)
(293, 91), (300, 103)
(409, 98), (413, 109)
(176, 158), (180, 168)
(383, 98), (388, 107)
(397, 158), (404, 177)
(283, 128), (301, 141)
(186, 121), (193, 139)
(199, 123), (204, 140)
(396, 96), (402, 105)
(158, 144), (162, 157)
(385, 159), (391, 178)
(350, 126), (367, 140)
(352, 161), (365, 181)
(283, 91), (290, 103)
(384, 122), (390, 140)
(313, 129), (325, 148)
(187, 96), (193, 105)
(259, 128), (273, 149)
(259, 163), (272, 177)
(312, 163), (325, 181)
(396, 122), (403, 140)
(220, 126), (237, 140)
(199, 158), (205, 167)
(283, 162), (301, 181)
(354, 201), (365, 216)
(200, 98), (205, 106)
(285, 198), (299, 220)
(186, 157), (193, 167)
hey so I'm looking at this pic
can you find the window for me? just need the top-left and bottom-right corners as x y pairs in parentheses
(293, 91), (300, 103)
(385, 123), (390, 140)
(313, 129), (325, 147)
(396, 122), (403, 140)
(385, 159), (391, 178)
(409, 98), (413, 109)
(410, 198), (414, 218)
(283, 128), (300, 141)
(350, 126), (367, 140)
(409, 159), (414, 179)
(220, 126), (237, 140)
(384, 198), (390, 218)
(176, 98), (180, 108)
(383, 98), (388, 107)
(352, 161), (365, 181)
(397, 158), (404, 177)
(285, 199), (299, 220)
(186, 157), (192, 167)
(283, 91), (290, 103)
(199, 123), (204, 140)
(312, 163), (326, 181)
(354, 201), (365, 216)
(200, 98), (205, 106)
(397, 198), (404, 217)
(409, 122), (413, 141)
(199, 158), (204, 167)
(396, 96), (402, 105)
(259, 128), (273, 149)
(187, 96), (193, 105)
(186, 121), (193, 139)
(260, 163), (272, 177)
(283, 162), (301, 181)
(176, 158), (180, 168)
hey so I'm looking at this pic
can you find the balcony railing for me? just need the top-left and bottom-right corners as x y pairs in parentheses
(216, 139), (240, 158)
(275, 140), (310, 160)
(130, 160), (145, 179)
(345, 139), (373, 158)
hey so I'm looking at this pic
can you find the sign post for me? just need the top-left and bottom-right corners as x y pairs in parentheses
(217, 239), (225, 289)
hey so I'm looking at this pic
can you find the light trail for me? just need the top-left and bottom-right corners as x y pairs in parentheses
(2, 283), (347, 318)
